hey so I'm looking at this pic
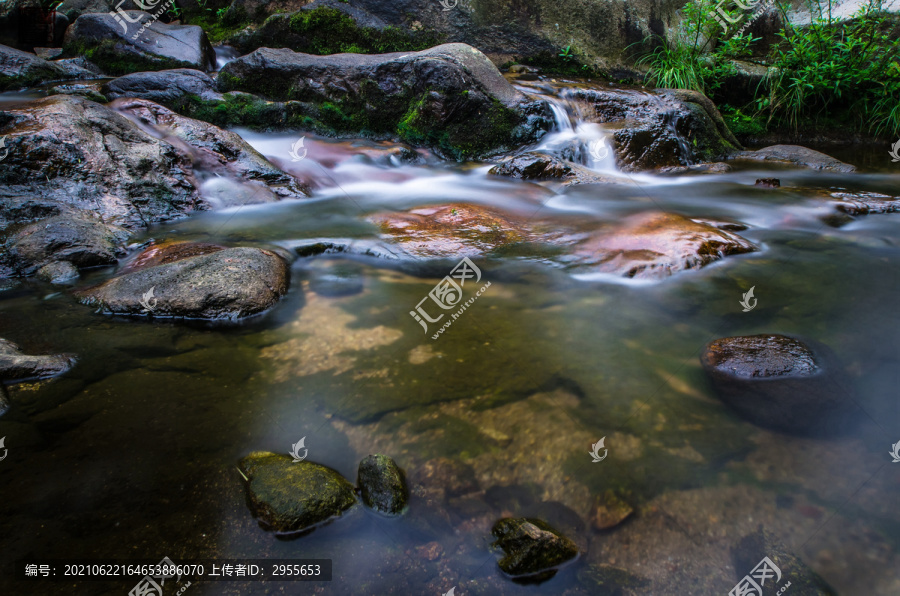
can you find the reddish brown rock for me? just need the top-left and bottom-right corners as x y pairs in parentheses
(572, 212), (756, 279)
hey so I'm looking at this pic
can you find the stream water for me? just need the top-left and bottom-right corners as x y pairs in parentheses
(1, 79), (900, 595)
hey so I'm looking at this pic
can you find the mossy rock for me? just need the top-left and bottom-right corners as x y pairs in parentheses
(238, 452), (358, 533)
(357, 454), (409, 516)
(491, 517), (578, 580)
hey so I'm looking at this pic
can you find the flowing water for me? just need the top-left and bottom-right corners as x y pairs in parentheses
(2, 80), (900, 595)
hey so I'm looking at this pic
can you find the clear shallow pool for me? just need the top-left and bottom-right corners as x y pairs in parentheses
(1, 81), (900, 595)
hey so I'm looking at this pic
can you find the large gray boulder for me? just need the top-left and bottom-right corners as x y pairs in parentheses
(0, 43), (75, 91)
(63, 11), (216, 75)
(76, 244), (290, 320)
(217, 43), (553, 159)
(5, 216), (127, 277)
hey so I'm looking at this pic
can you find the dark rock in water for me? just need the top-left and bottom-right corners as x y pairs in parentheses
(755, 178), (780, 188)
(308, 264), (365, 298)
(0, 43), (77, 91)
(701, 334), (857, 436)
(568, 87), (741, 172)
(492, 517), (578, 580)
(76, 245), (290, 320)
(5, 216), (127, 277)
(830, 191), (900, 217)
(489, 152), (573, 179)
(577, 563), (649, 595)
(729, 145), (856, 173)
(36, 261), (80, 284)
(357, 454), (409, 516)
(489, 152), (620, 185)
(217, 43), (552, 159)
(238, 451), (357, 534)
(0, 338), (74, 383)
(63, 12), (216, 75)
(104, 69), (223, 111)
(571, 212), (756, 279)
(732, 529), (838, 595)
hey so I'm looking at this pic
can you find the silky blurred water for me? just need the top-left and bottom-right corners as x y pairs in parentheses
(1, 82), (900, 595)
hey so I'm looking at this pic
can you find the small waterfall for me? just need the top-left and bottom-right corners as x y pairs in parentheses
(519, 86), (618, 173)
(214, 46), (241, 71)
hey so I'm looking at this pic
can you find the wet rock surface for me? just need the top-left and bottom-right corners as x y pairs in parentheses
(567, 87), (741, 171)
(571, 212), (756, 279)
(4, 216), (127, 277)
(357, 454), (409, 516)
(591, 490), (634, 531)
(63, 12), (216, 75)
(217, 43), (552, 158)
(0, 338), (74, 383)
(370, 203), (532, 260)
(701, 334), (858, 436)
(729, 144), (857, 172)
(492, 517), (579, 579)
(238, 451), (357, 534)
(104, 69), (223, 110)
(76, 244), (290, 320)
(489, 151), (621, 184)
(0, 43), (77, 91)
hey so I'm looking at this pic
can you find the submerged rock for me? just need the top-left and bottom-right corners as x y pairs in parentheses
(217, 43), (552, 159)
(357, 454), (409, 516)
(591, 490), (634, 531)
(732, 529), (838, 595)
(701, 334), (857, 436)
(0, 44), (77, 91)
(76, 244), (289, 320)
(729, 145), (856, 172)
(238, 451), (357, 534)
(0, 338), (74, 383)
(571, 212), (756, 279)
(36, 261), (80, 284)
(370, 203), (531, 260)
(492, 517), (579, 580)
(63, 12), (216, 75)
(308, 263), (365, 297)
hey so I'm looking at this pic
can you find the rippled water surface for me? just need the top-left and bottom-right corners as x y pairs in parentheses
(2, 80), (900, 595)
